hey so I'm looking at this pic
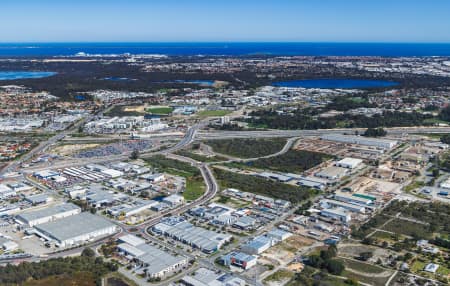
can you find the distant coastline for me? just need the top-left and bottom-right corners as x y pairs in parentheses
(0, 42), (450, 57)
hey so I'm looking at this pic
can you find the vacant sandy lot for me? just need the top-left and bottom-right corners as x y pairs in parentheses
(52, 143), (100, 156)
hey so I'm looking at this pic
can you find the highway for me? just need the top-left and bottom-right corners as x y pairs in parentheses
(196, 126), (450, 140)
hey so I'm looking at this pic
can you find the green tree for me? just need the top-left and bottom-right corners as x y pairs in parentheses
(81, 247), (96, 258)
(130, 149), (140, 160)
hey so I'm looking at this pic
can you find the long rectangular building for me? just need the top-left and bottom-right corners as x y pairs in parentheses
(153, 217), (232, 253)
(34, 212), (118, 248)
(321, 134), (397, 149)
(16, 203), (81, 227)
(117, 235), (187, 279)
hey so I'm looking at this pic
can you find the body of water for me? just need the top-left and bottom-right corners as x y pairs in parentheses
(0, 43), (450, 57)
(172, 80), (215, 86)
(0, 71), (56, 80)
(272, 79), (399, 89)
(103, 77), (137, 81)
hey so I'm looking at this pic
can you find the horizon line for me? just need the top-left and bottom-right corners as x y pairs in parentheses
(1, 41), (450, 45)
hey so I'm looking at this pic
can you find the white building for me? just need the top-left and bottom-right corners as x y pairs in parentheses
(267, 228), (292, 242)
(320, 208), (352, 223)
(321, 134), (397, 149)
(424, 263), (439, 273)
(34, 212), (118, 248)
(335, 157), (363, 169)
(117, 234), (187, 279)
(334, 193), (373, 206)
(315, 166), (348, 180)
(162, 194), (185, 207)
(16, 203), (81, 227)
(0, 184), (16, 199)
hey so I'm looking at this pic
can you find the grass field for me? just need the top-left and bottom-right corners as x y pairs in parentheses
(337, 257), (386, 274)
(146, 106), (173, 115)
(372, 230), (404, 242)
(197, 110), (231, 117)
(183, 178), (206, 201)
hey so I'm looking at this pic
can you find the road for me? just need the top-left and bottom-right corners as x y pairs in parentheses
(0, 109), (102, 176)
(196, 126), (450, 140)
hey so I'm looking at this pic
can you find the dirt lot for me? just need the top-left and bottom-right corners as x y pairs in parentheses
(52, 143), (100, 156)
(123, 105), (146, 113)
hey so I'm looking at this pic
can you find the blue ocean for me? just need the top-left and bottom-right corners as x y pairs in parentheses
(0, 43), (450, 57)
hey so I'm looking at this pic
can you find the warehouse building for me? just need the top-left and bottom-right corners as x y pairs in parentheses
(335, 157), (363, 169)
(320, 199), (366, 213)
(221, 251), (257, 270)
(162, 194), (185, 207)
(180, 268), (245, 286)
(0, 184), (16, 199)
(117, 234), (187, 279)
(321, 134), (397, 149)
(320, 208), (352, 223)
(152, 217), (232, 253)
(107, 199), (158, 217)
(241, 235), (275, 255)
(267, 228), (292, 242)
(334, 192), (374, 206)
(233, 216), (257, 230)
(315, 166), (348, 180)
(34, 212), (118, 248)
(16, 203), (81, 227)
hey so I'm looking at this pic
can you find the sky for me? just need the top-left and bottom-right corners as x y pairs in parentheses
(1, 0), (450, 43)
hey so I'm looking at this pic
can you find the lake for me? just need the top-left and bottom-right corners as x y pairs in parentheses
(272, 79), (399, 89)
(0, 71), (56, 80)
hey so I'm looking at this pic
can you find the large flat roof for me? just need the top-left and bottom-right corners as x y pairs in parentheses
(136, 243), (186, 275)
(35, 212), (115, 242)
(17, 203), (80, 223)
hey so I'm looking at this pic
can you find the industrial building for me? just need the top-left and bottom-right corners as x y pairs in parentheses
(232, 216), (257, 230)
(180, 268), (245, 286)
(16, 203), (81, 227)
(0, 184), (16, 199)
(257, 172), (292, 182)
(152, 217), (232, 253)
(315, 166), (348, 180)
(161, 194), (185, 207)
(241, 235), (275, 255)
(107, 199), (158, 217)
(321, 134), (398, 149)
(267, 228), (293, 241)
(221, 251), (257, 270)
(320, 199), (366, 213)
(334, 192), (374, 206)
(320, 208), (352, 223)
(34, 212), (118, 248)
(335, 157), (363, 169)
(117, 234), (187, 279)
